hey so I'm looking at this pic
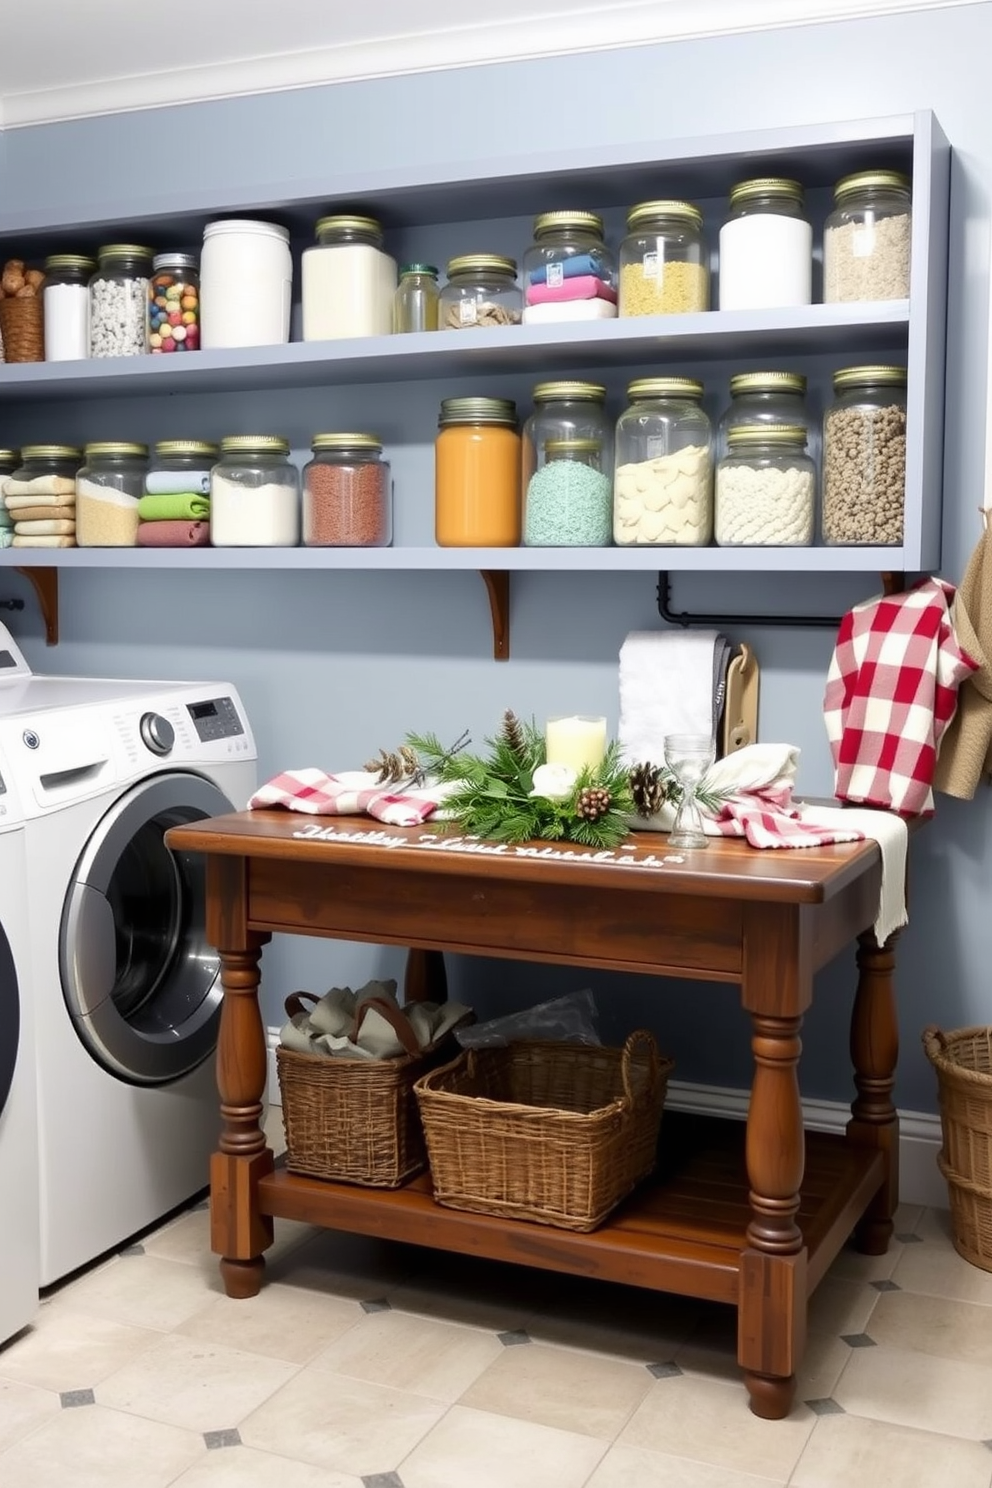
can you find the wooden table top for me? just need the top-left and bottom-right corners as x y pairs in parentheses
(167, 809), (882, 907)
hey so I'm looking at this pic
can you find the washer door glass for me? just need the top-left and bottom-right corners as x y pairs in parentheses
(60, 772), (232, 1085)
(0, 923), (19, 1120)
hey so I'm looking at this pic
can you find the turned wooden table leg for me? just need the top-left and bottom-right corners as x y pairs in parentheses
(739, 1010), (807, 1419)
(205, 855), (273, 1299)
(847, 929), (901, 1255)
(404, 948), (447, 1003)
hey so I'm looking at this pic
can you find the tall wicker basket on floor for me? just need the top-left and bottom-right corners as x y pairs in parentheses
(922, 1025), (992, 1272)
(414, 1030), (672, 1232)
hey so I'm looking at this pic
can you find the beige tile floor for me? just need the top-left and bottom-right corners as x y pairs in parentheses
(2, 1119), (991, 1488)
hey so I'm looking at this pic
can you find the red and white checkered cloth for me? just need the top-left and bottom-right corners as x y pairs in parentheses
(823, 577), (978, 818)
(249, 769), (453, 826)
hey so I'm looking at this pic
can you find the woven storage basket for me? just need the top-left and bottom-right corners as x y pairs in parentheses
(923, 1024), (992, 1271)
(0, 297), (43, 362)
(277, 993), (463, 1188)
(414, 1030), (672, 1232)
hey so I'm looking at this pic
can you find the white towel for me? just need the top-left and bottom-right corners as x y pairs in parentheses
(619, 630), (729, 767)
(794, 803), (908, 946)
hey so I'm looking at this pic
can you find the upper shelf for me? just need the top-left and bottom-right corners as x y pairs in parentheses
(0, 303), (910, 402)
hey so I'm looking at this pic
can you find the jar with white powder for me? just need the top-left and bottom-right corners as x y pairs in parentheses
(823, 171), (912, 303)
(613, 377), (713, 546)
(210, 436), (300, 547)
(76, 442), (149, 547)
(302, 215), (396, 340)
(718, 179), (812, 311)
(43, 255), (95, 361)
(715, 425), (814, 547)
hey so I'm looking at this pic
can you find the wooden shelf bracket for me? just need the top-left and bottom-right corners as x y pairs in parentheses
(479, 569), (510, 661)
(14, 565), (59, 645)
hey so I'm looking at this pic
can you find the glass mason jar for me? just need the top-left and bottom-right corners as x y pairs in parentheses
(200, 219), (292, 349)
(89, 245), (153, 357)
(210, 436), (300, 547)
(718, 178), (812, 311)
(149, 253), (200, 354)
(435, 397), (521, 546)
(392, 264), (440, 333)
(302, 215), (396, 341)
(522, 380), (610, 489)
(303, 433), (392, 548)
(614, 377), (713, 547)
(715, 425), (815, 547)
(147, 440), (219, 497)
(77, 441), (149, 547)
(522, 211), (617, 324)
(9, 445), (81, 493)
(823, 170), (912, 303)
(619, 200), (709, 317)
(822, 365), (907, 546)
(524, 437), (612, 548)
(43, 254), (95, 361)
(0, 449), (20, 482)
(717, 371), (811, 459)
(439, 255), (522, 330)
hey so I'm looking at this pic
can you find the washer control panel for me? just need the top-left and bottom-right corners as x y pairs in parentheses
(186, 695), (245, 744)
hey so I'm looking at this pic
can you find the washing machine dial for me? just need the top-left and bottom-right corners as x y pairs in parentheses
(139, 712), (175, 756)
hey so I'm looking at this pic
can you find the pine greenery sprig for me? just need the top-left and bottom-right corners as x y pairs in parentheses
(407, 720), (636, 850)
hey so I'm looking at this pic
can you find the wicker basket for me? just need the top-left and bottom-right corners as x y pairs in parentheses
(277, 993), (464, 1188)
(922, 1024), (992, 1271)
(414, 1030), (672, 1232)
(0, 297), (44, 362)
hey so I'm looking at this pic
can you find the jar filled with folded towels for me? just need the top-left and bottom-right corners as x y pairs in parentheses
(137, 439), (218, 548)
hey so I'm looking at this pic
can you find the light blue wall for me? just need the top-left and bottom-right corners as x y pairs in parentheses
(2, 3), (991, 1112)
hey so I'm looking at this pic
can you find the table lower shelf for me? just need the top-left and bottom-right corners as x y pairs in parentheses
(258, 1112), (885, 1307)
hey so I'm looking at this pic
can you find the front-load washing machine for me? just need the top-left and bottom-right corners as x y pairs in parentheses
(0, 625), (256, 1284)
(0, 741), (40, 1343)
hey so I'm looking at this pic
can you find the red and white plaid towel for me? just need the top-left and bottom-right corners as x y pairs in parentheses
(823, 577), (978, 817)
(249, 769), (453, 827)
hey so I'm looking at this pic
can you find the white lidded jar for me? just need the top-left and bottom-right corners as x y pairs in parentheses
(302, 215), (396, 340)
(200, 220), (292, 349)
(718, 178), (812, 311)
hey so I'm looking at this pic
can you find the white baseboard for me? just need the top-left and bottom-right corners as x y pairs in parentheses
(265, 1027), (947, 1211)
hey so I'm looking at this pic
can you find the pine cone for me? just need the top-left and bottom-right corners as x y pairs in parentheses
(629, 762), (669, 818)
(501, 709), (528, 762)
(576, 786), (611, 821)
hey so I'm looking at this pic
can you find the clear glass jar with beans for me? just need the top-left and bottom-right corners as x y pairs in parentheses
(822, 366), (907, 546)
(823, 170), (912, 304)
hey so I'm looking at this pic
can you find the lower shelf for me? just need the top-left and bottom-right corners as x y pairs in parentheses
(259, 1112), (884, 1307)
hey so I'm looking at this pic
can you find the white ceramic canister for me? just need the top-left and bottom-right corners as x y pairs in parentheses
(199, 220), (292, 349)
(718, 178), (812, 311)
(301, 215), (396, 340)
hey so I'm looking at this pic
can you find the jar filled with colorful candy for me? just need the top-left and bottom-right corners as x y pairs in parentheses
(149, 252), (200, 354)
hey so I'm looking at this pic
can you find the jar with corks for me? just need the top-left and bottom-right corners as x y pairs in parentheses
(613, 377), (713, 546)
(439, 255), (522, 330)
(303, 434), (392, 547)
(823, 171), (912, 304)
(76, 442), (149, 547)
(0, 258), (46, 363)
(619, 201), (708, 317)
(822, 366), (906, 546)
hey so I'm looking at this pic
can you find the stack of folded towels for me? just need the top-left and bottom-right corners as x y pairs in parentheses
(136, 489), (211, 547)
(2, 465), (77, 548)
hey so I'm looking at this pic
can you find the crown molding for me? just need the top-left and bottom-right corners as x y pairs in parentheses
(0, 0), (978, 129)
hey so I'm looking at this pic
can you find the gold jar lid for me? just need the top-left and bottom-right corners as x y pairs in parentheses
(727, 424), (807, 445)
(533, 210), (604, 238)
(729, 372), (807, 396)
(82, 442), (149, 458)
(311, 433), (382, 451)
(96, 244), (154, 261)
(0, 449), (20, 464)
(20, 444), (82, 462)
(44, 254), (96, 274)
(832, 365), (907, 391)
(154, 440), (219, 459)
(438, 397), (517, 428)
(626, 200), (703, 231)
(545, 438), (601, 454)
(627, 376), (704, 402)
(315, 214), (383, 241)
(445, 254), (517, 279)
(533, 380), (606, 403)
(219, 435), (291, 455)
(834, 170), (911, 202)
(729, 178), (805, 209)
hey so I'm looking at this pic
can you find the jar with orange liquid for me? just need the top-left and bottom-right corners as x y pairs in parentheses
(434, 397), (521, 546)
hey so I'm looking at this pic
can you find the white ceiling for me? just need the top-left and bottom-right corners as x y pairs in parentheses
(0, 0), (979, 128)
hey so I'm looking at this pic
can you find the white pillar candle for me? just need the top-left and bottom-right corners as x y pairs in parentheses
(545, 715), (607, 774)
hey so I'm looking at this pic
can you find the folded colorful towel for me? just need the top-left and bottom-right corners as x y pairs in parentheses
(135, 520), (211, 547)
(0, 531), (12, 548)
(137, 493), (211, 521)
(13, 519), (76, 536)
(145, 469), (212, 496)
(250, 768), (457, 826)
(11, 535), (76, 547)
(5, 503), (76, 522)
(3, 484), (75, 503)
